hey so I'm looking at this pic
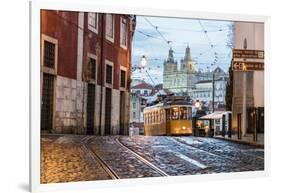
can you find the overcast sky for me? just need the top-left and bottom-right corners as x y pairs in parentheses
(131, 16), (233, 85)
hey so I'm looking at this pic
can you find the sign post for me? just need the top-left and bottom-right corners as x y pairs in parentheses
(233, 49), (264, 59)
(232, 49), (264, 72)
(232, 61), (264, 71)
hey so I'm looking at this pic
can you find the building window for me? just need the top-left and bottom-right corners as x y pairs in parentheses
(106, 65), (113, 84)
(120, 17), (128, 49)
(88, 57), (96, 80)
(133, 112), (136, 119)
(106, 14), (114, 42)
(120, 70), (126, 88)
(133, 103), (136, 109)
(88, 12), (98, 33)
(144, 90), (148, 96)
(43, 41), (55, 68)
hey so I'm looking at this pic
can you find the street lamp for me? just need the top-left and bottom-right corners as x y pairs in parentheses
(194, 99), (201, 110)
(140, 55), (148, 69)
(131, 55), (157, 87)
(132, 55), (148, 72)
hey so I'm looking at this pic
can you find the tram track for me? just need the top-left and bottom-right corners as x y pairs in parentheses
(81, 136), (120, 180)
(82, 136), (169, 179)
(115, 137), (169, 177)
(171, 137), (259, 171)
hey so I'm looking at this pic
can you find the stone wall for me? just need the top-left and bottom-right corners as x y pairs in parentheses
(54, 76), (87, 134)
(53, 76), (130, 135)
(111, 89), (121, 135)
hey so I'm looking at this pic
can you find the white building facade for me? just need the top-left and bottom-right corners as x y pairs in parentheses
(189, 68), (229, 109)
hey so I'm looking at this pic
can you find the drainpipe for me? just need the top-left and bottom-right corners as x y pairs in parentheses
(99, 14), (105, 136)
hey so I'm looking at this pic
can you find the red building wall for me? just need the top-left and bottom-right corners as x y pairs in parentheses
(82, 13), (134, 90)
(41, 10), (134, 89)
(41, 10), (78, 79)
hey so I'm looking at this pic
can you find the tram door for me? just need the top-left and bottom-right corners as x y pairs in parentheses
(86, 84), (95, 135)
(165, 109), (171, 134)
(41, 73), (55, 131)
(104, 88), (112, 135)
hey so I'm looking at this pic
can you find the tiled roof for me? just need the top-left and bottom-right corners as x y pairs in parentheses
(131, 82), (154, 90)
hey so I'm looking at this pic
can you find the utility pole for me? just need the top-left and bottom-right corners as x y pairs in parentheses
(212, 72), (215, 112)
(242, 38), (247, 137)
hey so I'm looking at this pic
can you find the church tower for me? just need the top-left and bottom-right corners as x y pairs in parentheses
(181, 45), (196, 73)
(163, 48), (178, 93)
(163, 48), (177, 74)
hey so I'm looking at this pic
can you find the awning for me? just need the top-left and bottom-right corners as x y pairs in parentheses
(199, 111), (231, 120)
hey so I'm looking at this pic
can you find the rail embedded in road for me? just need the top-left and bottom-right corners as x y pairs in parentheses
(115, 137), (169, 177)
(81, 136), (120, 180)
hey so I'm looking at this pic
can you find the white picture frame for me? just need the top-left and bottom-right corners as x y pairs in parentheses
(30, 0), (271, 192)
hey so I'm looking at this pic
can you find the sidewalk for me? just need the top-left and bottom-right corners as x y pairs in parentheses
(214, 133), (264, 148)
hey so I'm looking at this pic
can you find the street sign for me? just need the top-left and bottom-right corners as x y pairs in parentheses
(232, 61), (264, 71)
(233, 49), (264, 59)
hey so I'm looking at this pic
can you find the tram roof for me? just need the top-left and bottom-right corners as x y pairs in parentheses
(144, 102), (193, 112)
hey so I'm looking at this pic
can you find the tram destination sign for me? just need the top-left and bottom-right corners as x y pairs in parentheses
(233, 49), (264, 59)
(232, 61), (264, 71)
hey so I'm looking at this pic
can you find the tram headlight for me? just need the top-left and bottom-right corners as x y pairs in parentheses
(182, 126), (186, 130)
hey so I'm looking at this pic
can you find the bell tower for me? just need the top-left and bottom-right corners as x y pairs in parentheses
(163, 48), (177, 73)
(181, 44), (195, 73)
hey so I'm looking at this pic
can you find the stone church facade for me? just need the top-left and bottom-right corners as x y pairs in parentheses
(163, 45), (196, 95)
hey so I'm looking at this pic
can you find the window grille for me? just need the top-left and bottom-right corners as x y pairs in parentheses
(106, 65), (113, 84)
(44, 41), (55, 68)
(120, 70), (126, 88)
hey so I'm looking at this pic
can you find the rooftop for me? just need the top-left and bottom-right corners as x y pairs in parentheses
(131, 82), (154, 90)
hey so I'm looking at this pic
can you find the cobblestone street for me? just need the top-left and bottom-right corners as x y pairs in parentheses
(41, 135), (264, 183)
(40, 135), (111, 183)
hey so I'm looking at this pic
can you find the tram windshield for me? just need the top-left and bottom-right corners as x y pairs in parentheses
(170, 106), (192, 120)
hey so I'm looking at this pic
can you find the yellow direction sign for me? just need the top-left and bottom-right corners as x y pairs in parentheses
(233, 49), (264, 59)
(232, 61), (264, 71)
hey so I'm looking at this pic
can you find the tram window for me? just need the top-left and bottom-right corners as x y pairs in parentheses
(157, 111), (159, 123)
(166, 109), (170, 120)
(179, 107), (187, 120)
(156, 111), (158, 123)
(172, 107), (179, 120)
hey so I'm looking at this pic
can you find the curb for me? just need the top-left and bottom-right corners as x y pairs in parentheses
(213, 136), (264, 148)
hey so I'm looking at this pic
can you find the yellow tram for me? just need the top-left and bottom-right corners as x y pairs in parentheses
(143, 102), (195, 136)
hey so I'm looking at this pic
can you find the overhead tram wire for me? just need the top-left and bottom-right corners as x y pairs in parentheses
(135, 17), (232, 74)
(136, 20), (229, 33)
(138, 16), (230, 68)
(143, 17), (172, 49)
(198, 20), (213, 47)
(197, 19), (227, 67)
(135, 30), (163, 41)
